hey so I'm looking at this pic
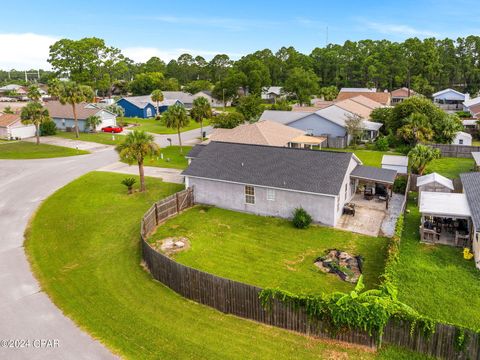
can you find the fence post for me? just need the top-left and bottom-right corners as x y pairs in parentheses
(175, 192), (180, 214)
(154, 203), (159, 225)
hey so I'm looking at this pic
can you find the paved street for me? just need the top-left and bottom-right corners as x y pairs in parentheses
(0, 149), (118, 359)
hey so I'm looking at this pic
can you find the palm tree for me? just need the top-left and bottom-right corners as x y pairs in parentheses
(21, 102), (50, 145)
(27, 84), (41, 102)
(191, 96), (212, 139)
(57, 81), (94, 138)
(86, 115), (102, 132)
(163, 104), (190, 154)
(151, 89), (164, 119)
(115, 130), (159, 192)
(408, 144), (441, 175)
(397, 113), (433, 146)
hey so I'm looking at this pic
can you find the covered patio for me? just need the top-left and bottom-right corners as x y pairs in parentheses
(348, 165), (397, 209)
(419, 192), (472, 247)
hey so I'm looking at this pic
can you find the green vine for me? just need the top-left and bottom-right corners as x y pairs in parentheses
(454, 328), (469, 353)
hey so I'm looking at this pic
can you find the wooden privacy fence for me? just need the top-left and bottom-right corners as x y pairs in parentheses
(140, 191), (480, 359)
(141, 188), (194, 236)
(429, 144), (480, 159)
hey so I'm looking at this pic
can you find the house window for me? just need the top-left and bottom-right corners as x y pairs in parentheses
(344, 183), (348, 201)
(459, 139), (464, 144)
(245, 185), (255, 204)
(267, 189), (275, 201)
(146, 108), (152, 117)
(306, 129), (313, 135)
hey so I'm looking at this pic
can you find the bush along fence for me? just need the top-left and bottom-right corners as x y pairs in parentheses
(141, 190), (480, 359)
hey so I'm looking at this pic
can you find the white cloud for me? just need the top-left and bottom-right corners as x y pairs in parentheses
(363, 21), (439, 37)
(122, 46), (243, 63)
(0, 33), (58, 69)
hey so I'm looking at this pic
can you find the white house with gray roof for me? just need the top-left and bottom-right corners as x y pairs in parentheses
(183, 142), (397, 227)
(259, 105), (383, 148)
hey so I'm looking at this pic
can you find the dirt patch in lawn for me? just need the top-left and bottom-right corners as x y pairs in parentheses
(154, 237), (190, 256)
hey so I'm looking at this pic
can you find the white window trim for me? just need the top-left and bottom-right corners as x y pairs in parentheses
(245, 185), (255, 205)
(267, 188), (276, 201)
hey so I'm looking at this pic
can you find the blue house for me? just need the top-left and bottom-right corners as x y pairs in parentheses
(117, 95), (183, 118)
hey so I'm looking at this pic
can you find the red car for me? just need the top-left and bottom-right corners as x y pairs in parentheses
(101, 126), (123, 133)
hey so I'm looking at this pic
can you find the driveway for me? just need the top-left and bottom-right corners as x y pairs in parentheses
(0, 151), (118, 359)
(25, 136), (113, 153)
(125, 125), (213, 147)
(97, 162), (184, 184)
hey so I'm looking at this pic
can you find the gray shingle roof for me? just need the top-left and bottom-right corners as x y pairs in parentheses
(259, 110), (311, 124)
(186, 144), (206, 159)
(350, 165), (397, 184)
(182, 142), (356, 195)
(460, 172), (480, 229)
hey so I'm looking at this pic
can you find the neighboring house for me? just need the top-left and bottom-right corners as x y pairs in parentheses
(44, 101), (117, 132)
(259, 105), (382, 148)
(381, 155), (408, 174)
(336, 90), (391, 106)
(0, 113), (36, 139)
(432, 88), (468, 111)
(461, 172), (480, 269)
(163, 91), (224, 108)
(261, 86), (284, 103)
(347, 95), (384, 110)
(117, 96), (183, 118)
(391, 87), (417, 104)
(194, 90), (225, 107)
(452, 131), (472, 146)
(463, 96), (480, 116)
(206, 120), (326, 148)
(0, 84), (27, 95)
(334, 98), (375, 119)
(462, 119), (478, 131)
(183, 141), (396, 227)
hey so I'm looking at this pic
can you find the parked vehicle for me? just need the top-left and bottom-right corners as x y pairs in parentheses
(101, 125), (123, 133)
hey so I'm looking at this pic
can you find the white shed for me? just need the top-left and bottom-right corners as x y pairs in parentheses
(381, 155), (408, 174)
(416, 173), (454, 202)
(452, 131), (472, 146)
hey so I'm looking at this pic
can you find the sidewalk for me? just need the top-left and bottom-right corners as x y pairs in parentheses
(96, 162), (184, 184)
(24, 136), (112, 152)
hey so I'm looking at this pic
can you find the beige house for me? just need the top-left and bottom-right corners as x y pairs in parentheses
(206, 120), (326, 148)
(0, 113), (36, 139)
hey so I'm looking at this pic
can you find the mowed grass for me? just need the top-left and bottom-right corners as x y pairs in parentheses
(322, 148), (474, 178)
(150, 206), (389, 294)
(142, 146), (192, 169)
(121, 116), (209, 135)
(54, 131), (126, 145)
(0, 141), (88, 159)
(393, 193), (480, 330)
(25, 171), (428, 359)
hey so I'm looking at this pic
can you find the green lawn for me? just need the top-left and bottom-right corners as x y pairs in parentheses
(142, 145), (192, 169)
(322, 148), (474, 178)
(121, 116), (209, 135)
(150, 206), (389, 294)
(0, 141), (89, 159)
(25, 171), (428, 359)
(54, 131), (125, 145)
(392, 194), (480, 330)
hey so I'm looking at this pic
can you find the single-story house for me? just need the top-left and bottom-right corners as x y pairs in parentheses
(461, 172), (480, 269)
(183, 141), (397, 227)
(472, 152), (480, 171)
(452, 131), (472, 146)
(0, 84), (28, 95)
(44, 101), (117, 132)
(432, 88), (468, 111)
(205, 120), (326, 148)
(462, 96), (480, 114)
(336, 89), (391, 106)
(261, 86), (284, 103)
(117, 95), (183, 118)
(0, 113), (36, 139)
(416, 172), (454, 202)
(381, 155), (408, 174)
(162, 91), (224, 108)
(334, 98), (375, 119)
(462, 119), (478, 131)
(259, 105), (383, 148)
(346, 95), (384, 110)
(391, 87), (417, 104)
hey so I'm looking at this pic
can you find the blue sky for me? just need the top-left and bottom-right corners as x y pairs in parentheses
(1, 0), (479, 69)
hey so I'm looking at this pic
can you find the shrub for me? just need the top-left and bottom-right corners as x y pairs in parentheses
(39, 120), (57, 136)
(292, 207), (312, 229)
(456, 111), (472, 119)
(393, 176), (408, 194)
(121, 177), (136, 194)
(375, 136), (389, 151)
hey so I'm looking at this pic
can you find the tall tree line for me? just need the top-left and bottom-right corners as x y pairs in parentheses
(3, 36), (480, 98)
